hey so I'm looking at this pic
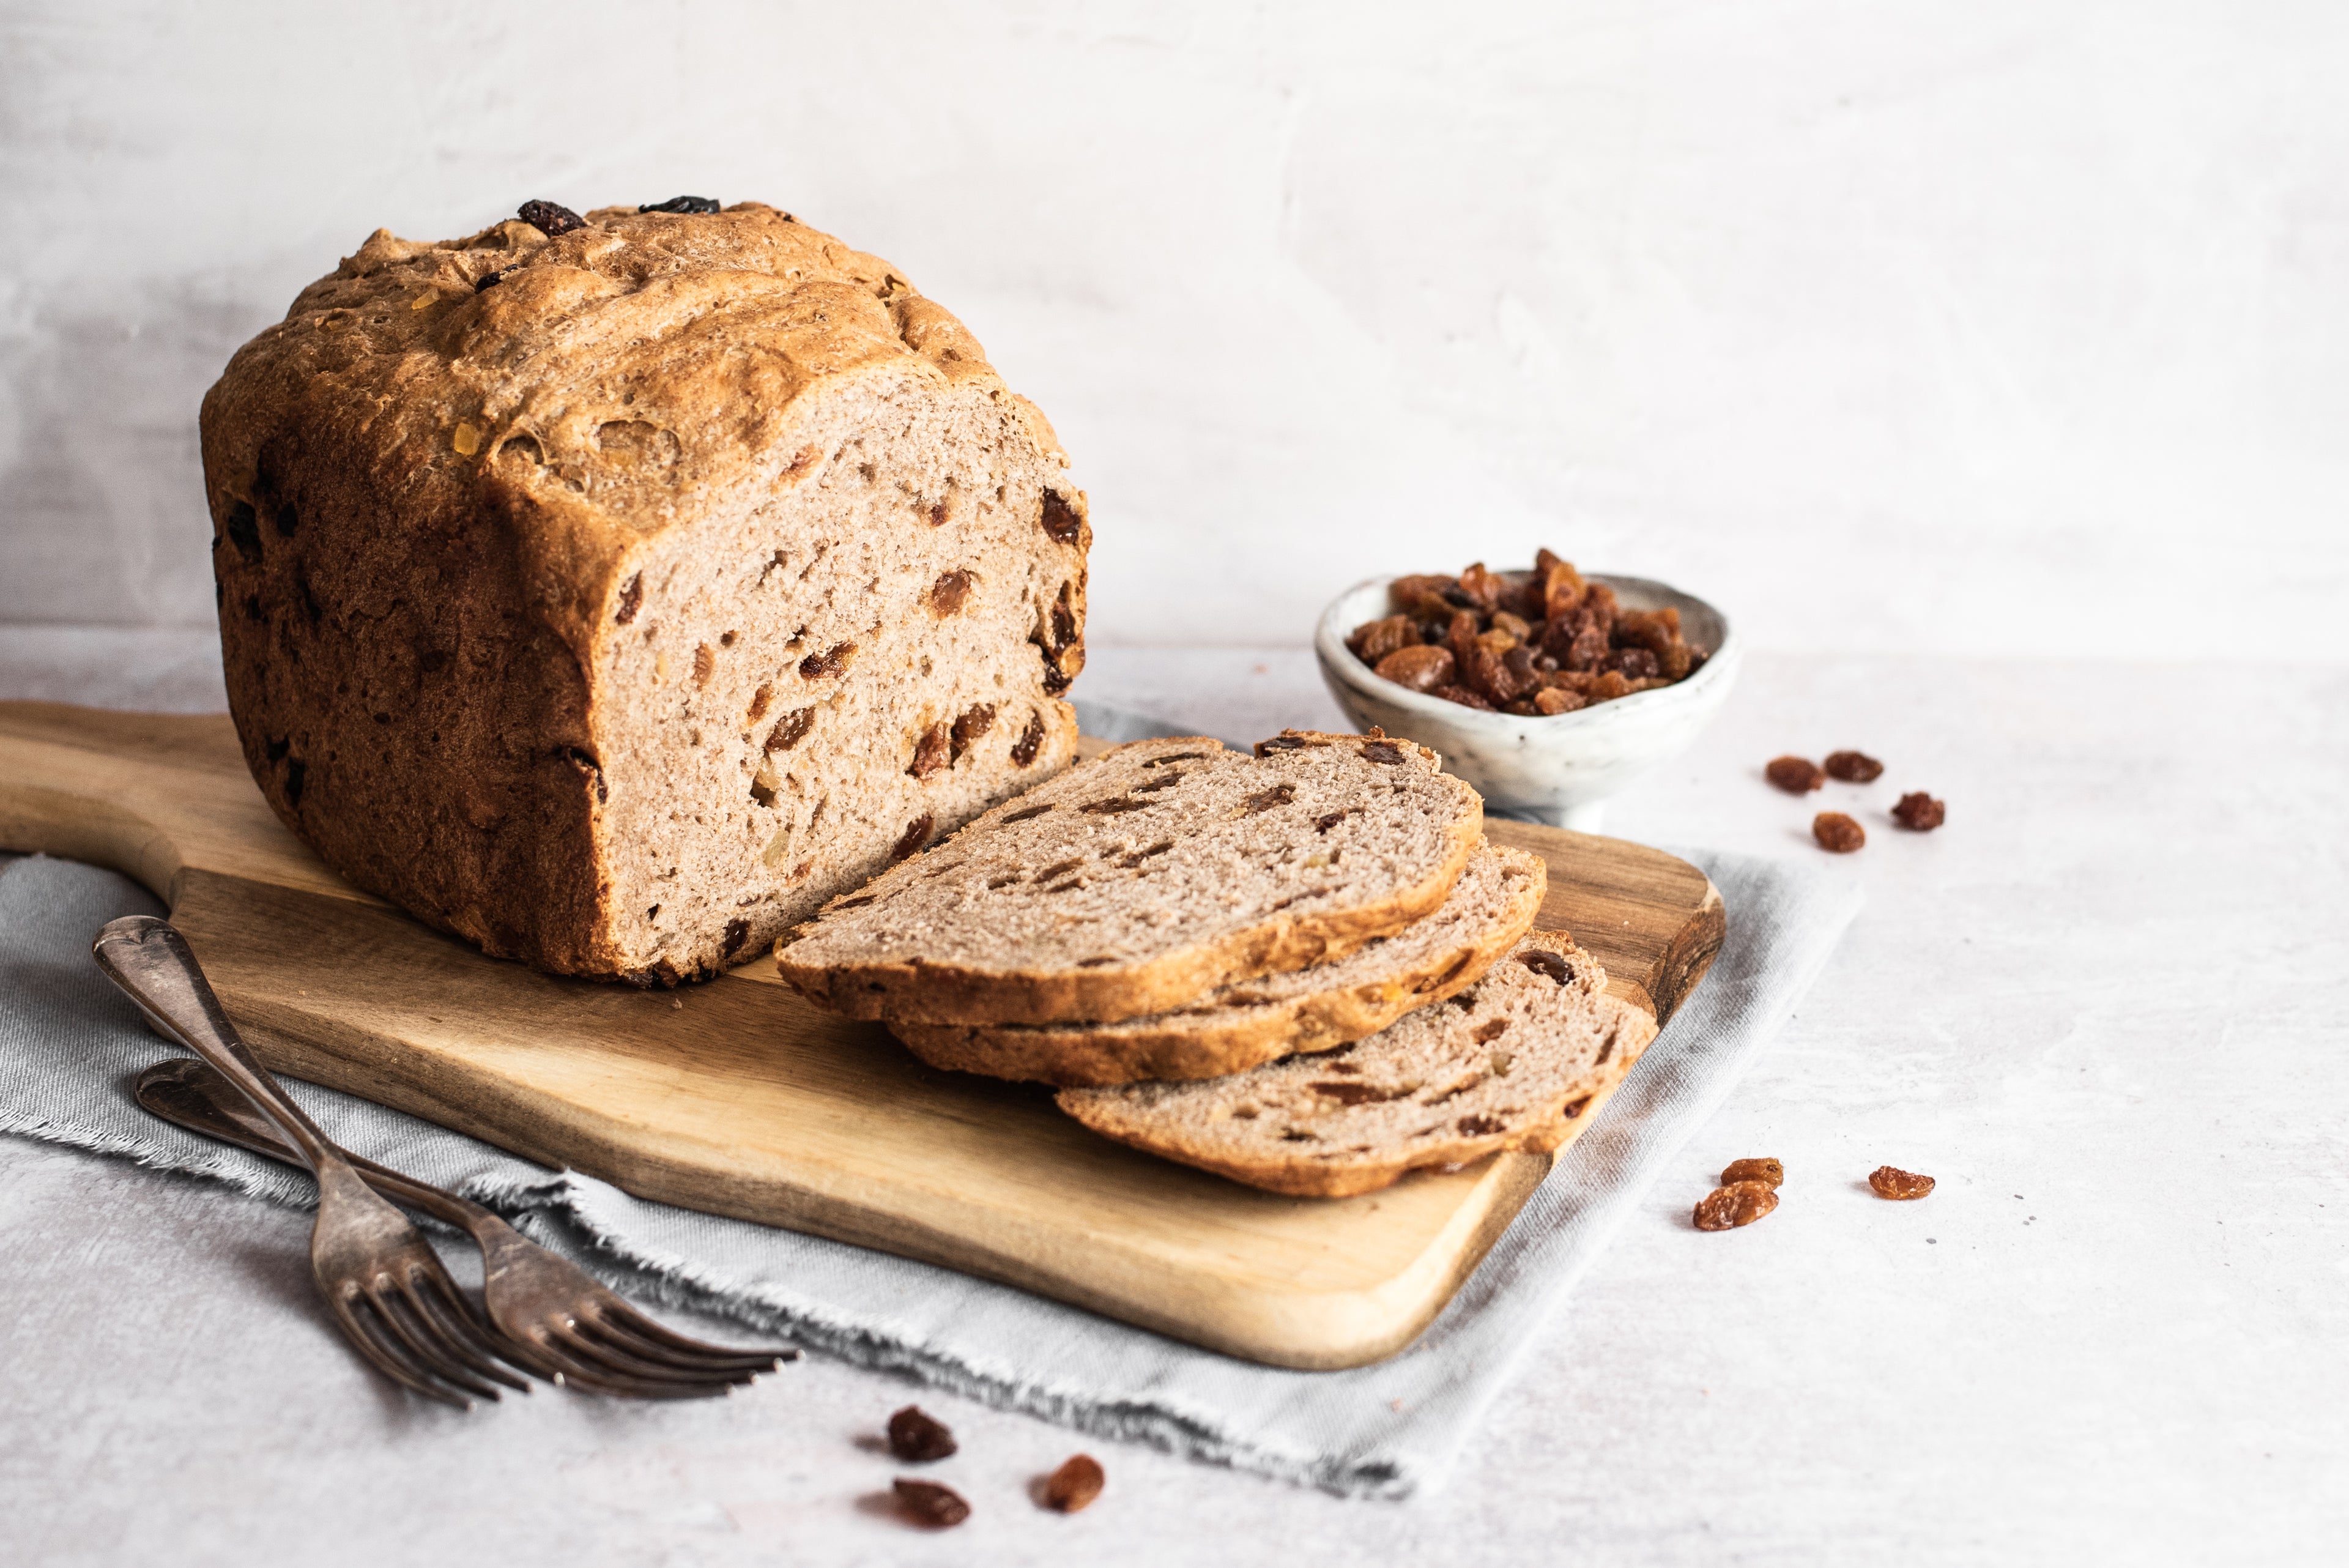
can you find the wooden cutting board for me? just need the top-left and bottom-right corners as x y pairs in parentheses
(0, 701), (1722, 1370)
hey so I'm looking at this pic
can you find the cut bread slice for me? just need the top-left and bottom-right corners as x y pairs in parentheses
(1055, 934), (1657, 1198)
(774, 730), (1484, 1026)
(888, 842), (1546, 1085)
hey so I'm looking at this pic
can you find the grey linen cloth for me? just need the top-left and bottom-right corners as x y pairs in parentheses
(0, 707), (1859, 1498)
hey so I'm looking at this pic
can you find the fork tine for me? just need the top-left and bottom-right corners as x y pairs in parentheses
(549, 1321), (750, 1394)
(402, 1268), (533, 1393)
(524, 1333), (739, 1400)
(592, 1301), (793, 1371)
(568, 1315), (765, 1384)
(368, 1282), (507, 1403)
(328, 1291), (473, 1410)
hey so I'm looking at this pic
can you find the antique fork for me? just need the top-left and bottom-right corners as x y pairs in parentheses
(133, 1056), (790, 1399)
(94, 915), (531, 1408)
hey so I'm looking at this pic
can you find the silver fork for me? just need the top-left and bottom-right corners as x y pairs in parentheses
(133, 1056), (789, 1399)
(94, 915), (532, 1408)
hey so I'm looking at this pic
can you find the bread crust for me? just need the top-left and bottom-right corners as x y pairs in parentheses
(888, 844), (1545, 1085)
(775, 732), (1485, 1025)
(199, 202), (1082, 979)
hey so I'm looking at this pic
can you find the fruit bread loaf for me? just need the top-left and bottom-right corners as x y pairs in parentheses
(888, 841), (1546, 1085)
(199, 199), (1086, 982)
(776, 731), (1484, 1026)
(1056, 935), (1656, 1197)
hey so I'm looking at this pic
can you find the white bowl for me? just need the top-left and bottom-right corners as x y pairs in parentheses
(1314, 573), (1742, 834)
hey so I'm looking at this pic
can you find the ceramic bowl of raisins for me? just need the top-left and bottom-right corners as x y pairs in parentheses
(1315, 551), (1740, 834)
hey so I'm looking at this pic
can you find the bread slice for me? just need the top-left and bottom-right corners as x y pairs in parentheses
(1055, 934), (1656, 1197)
(774, 730), (1484, 1026)
(888, 842), (1546, 1085)
(199, 201), (1085, 983)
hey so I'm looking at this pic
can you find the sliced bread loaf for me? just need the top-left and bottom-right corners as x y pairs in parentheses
(888, 842), (1546, 1085)
(774, 730), (1484, 1025)
(1055, 934), (1656, 1197)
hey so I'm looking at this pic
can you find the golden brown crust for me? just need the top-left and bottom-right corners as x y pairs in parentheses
(886, 844), (1546, 1085)
(201, 201), (1078, 979)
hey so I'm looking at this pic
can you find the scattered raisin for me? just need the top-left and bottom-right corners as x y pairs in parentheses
(800, 642), (853, 679)
(1766, 756), (1825, 793)
(886, 1405), (957, 1462)
(1813, 812), (1866, 853)
(1869, 1165), (1935, 1200)
(1253, 735), (1308, 756)
(613, 572), (643, 625)
(475, 267), (512, 292)
(891, 814), (934, 860)
(1012, 712), (1045, 766)
(1516, 949), (1572, 984)
(1041, 1454), (1105, 1513)
(892, 1478), (970, 1529)
(929, 570), (973, 616)
(223, 502), (263, 563)
(1373, 644), (1455, 693)
(638, 195), (721, 214)
(1360, 740), (1406, 765)
(518, 199), (584, 236)
(282, 758), (306, 809)
(765, 708), (815, 752)
(1824, 749), (1883, 782)
(1082, 795), (1151, 815)
(949, 704), (994, 759)
(909, 722), (952, 778)
(1891, 792), (1946, 831)
(1003, 803), (1053, 823)
(1039, 491), (1084, 543)
(1721, 1157), (1784, 1189)
(1241, 784), (1296, 814)
(1693, 1181), (1778, 1231)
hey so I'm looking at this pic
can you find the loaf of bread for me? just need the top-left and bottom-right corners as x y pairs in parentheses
(775, 732), (1484, 1026)
(1056, 936), (1655, 1197)
(886, 841), (1546, 1085)
(199, 199), (1086, 981)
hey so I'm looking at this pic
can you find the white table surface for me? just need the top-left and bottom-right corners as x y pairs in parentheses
(2, 633), (2341, 1567)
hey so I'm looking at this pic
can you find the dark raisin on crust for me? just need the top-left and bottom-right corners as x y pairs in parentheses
(1516, 949), (1572, 984)
(1012, 711), (1045, 766)
(518, 199), (584, 236)
(1003, 802), (1052, 823)
(1457, 1113), (1505, 1135)
(1141, 751), (1207, 767)
(1039, 490), (1083, 543)
(886, 1405), (957, 1463)
(475, 267), (512, 292)
(1253, 735), (1308, 757)
(224, 501), (263, 563)
(264, 736), (289, 762)
(639, 195), (721, 214)
(892, 1478), (970, 1529)
(831, 894), (878, 912)
(1360, 740), (1406, 765)
(892, 814), (935, 860)
(1080, 795), (1151, 816)
(614, 573), (644, 626)
(272, 502), (299, 538)
(282, 758), (306, 809)
(721, 918), (751, 959)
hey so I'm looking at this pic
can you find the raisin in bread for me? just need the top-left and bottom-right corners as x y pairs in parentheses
(199, 200), (1086, 981)
(889, 842), (1545, 1085)
(776, 731), (1483, 1026)
(1056, 935), (1656, 1197)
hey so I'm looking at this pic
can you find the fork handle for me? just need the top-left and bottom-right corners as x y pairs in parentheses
(94, 915), (343, 1178)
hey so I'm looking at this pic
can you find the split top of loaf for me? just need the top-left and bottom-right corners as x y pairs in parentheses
(776, 732), (1484, 1025)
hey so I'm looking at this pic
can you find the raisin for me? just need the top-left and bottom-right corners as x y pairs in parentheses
(692, 642), (716, 687)
(1360, 740), (1406, 766)
(1565, 622), (1611, 673)
(1502, 643), (1540, 691)
(765, 708), (814, 752)
(614, 573), (644, 626)
(831, 894), (878, 912)
(1532, 686), (1584, 716)
(518, 199), (584, 236)
(1490, 609), (1532, 641)
(1765, 756), (1825, 793)
(746, 683), (773, 724)
(282, 758), (306, 809)
(1721, 1157), (1784, 1189)
(638, 195), (721, 214)
(1003, 803), (1053, 823)
(886, 1405), (957, 1462)
(892, 1478), (970, 1529)
(1824, 749), (1883, 782)
(1869, 1165), (1935, 1200)
(1041, 1454), (1105, 1513)
(1241, 784), (1296, 814)
(1813, 812), (1865, 853)
(909, 722), (952, 778)
(1455, 562), (1505, 611)
(1463, 642), (1527, 704)
(1082, 795), (1152, 815)
(949, 704), (994, 759)
(1605, 645), (1660, 680)
(1348, 614), (1419, 665)
(1012, 712), (1045, 766)
(273, 502), (299, 538)
(1583, 670), (1633, 705)
(1891, 792), (1946, 831)
(1516, 949), (1572, 984)
(224, 501), (263, 563)
(1611, 607), (1680, 657)
(264, 736), (289, 762)
(1253, 735), (1308, 756)
(1541, 560), (1586, 622)
(1313, 809), (1351, 833)
(1039, 490), (1083, 543)
(1456, 1114), (1506, 1136)
(800, 642), (853, 679)
(929, 570), (973, 616)
(475, 267), (513, 292)
(722, 918), (752, 959)
(1373, 644), (1455, 693)
(1472, 1019), (1510, 1043)
(891, 814), (934, 860)
(1429, 683), (1496, 710)
(1693, 1181), (1778, 1230)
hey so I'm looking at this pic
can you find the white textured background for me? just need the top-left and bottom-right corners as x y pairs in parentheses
(4, 0), (2347, 656)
